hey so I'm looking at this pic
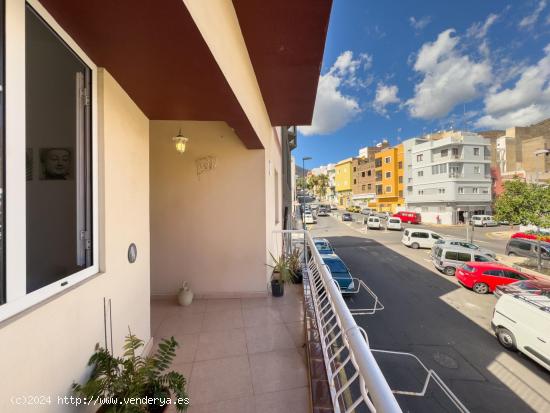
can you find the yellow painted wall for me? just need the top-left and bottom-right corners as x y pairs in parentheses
(335, 159), (352, 192)
(375, 145), (404, 213)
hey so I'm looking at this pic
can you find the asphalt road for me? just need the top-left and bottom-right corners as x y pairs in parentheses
(310, 215), (550, 413)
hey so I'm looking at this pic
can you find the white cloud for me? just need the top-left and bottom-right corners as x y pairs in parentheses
(476, 44), (550, 128)
(467, 13), (498, 38)
(519, 0), (547, 29)
(409, 16), (431, 31)
(373, 83), (400, 115)
(299, 51), (371, 136)
(406, 29), (492, 119)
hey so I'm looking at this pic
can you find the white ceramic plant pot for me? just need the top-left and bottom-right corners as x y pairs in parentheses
(177, 282), (194, 306)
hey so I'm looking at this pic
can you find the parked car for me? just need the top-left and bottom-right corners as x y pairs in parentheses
(494, 278), (550, 299)
(491, 293), (550, 371)
(511, 231), (550, 243)
(304, 213), (316, 224)
(433, 239), (496, 259)
(455, 262), (535, 294)
(506, 238), (550, 260)
(330, 205), (338, 210)
(321, 254), (355, 293)
(347, 206), (360, 213)
(471, 215), (498, 227)
(313, 238), (334, 255)
(361, 208), (374, 215)
(393, 211), (421, 224)
(367, 216), (381, 230)
(342, 213), (353, 221)
(386, 217), (402, 231)
(376, 211), (390, 220)
(432, 245), (495, 276)
(402, 229), (442, 249)
(317, 208), (329, 217)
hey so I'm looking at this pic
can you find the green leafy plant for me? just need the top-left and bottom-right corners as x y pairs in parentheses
(72, 330), (188, 412)
(267, 251), (296, 285)
(288, 248), (303, 279)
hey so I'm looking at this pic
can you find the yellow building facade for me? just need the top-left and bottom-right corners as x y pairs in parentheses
(335, 158), (353, 208)
(372, 144), (404, 213)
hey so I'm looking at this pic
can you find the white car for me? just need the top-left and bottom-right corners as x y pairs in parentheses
(471, 215), (498, 227)
(367, 216), (381, 230)
(402, 229), (442, 249)
(492, 293), (550, 371)
(386, 217), (402, 231)
(304, 213), (316, 224)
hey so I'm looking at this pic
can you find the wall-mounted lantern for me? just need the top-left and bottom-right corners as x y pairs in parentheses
(172, 129), (189, 155)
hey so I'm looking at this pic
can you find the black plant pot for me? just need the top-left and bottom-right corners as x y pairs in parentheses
(292, 269), (303, 284)
(271, 280), (284, 297)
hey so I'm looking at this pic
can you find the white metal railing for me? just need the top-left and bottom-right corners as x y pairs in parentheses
(275, 229), (470, 413)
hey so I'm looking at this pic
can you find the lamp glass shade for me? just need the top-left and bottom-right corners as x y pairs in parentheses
(173, 136), (189, 154)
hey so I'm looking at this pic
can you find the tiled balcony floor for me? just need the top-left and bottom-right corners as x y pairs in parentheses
(151, 284), (309, 413)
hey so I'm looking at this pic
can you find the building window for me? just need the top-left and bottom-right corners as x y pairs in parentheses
(375, 158), (382, 167)
(474, 166), (480, 174)
(441, 149), (448, 157)
(432, 165), (438, 175)
(398, 176), (403, 183)
(458, 187), (464, 194)
(353, 179), (357, 184)
(452, 148), (459, 156)
(376, 171), (383, 180)
(367, 184), (372, 190)
(385, 171), (391, 178)
(438, 188), (445, 194)
(474, 147), (480, 156)
(418, 170), (424, 177)
(1, 4), (97, 315)
(482, 187), (489, 194)
(361, 171), (365, 177)
(361, 185), (366, 191)
(376, 185), (383, 195)
(353, 167), (357, 172)
(398, 190), (403, 197)
(418, 190), (424, 195)
(385, 186), (392, 193)
(416, 154), (423, 162)
(367, 170), (372, 176)
(473, 187), (479, 194)
(385, 156), (391, 164)
(398, 161), (403, 169)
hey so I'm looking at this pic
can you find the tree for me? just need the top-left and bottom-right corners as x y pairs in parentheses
(316, 174), (329, 199)
(494, 179), (550, 270)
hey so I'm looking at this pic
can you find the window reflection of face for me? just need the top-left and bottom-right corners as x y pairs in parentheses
(45, 149), (70, 178)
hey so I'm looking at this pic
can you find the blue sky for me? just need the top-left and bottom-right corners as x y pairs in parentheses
(296, 0), (550, 168)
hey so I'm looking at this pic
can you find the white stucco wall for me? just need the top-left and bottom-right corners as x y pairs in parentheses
(0, 70), (151, 412)
(149, 120), (270, 298)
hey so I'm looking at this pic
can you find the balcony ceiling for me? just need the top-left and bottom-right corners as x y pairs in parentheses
(39, 0), (331, 148)
(232, 0), (332, 126)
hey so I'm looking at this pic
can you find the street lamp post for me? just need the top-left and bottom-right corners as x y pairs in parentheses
(302, 157), (312, 230)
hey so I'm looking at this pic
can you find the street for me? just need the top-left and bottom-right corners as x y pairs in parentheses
(310, 215), (550, 413)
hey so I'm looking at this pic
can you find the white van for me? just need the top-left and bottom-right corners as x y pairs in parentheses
(471, 215), (497, 227)
(402, 229), (442, 249)
(367, 216), (381, 230)
(304, 213), (316, 224)
(492, 294), (550, 371)
(386, 217), (402, 231)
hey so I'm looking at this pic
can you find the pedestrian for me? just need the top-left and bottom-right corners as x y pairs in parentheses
(436, 215), (441, 225)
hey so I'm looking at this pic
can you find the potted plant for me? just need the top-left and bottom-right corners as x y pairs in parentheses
(72, 330), (188, 412)
(288, 248), (303, 284)
(268, 252), (296, 297)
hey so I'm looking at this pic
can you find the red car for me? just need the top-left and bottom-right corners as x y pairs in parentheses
(393, 211), (421, 224)
(455, 262), (535, 294)
(511, 232), (550, 243)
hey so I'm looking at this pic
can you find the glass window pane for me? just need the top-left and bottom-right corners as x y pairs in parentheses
(25, 6), (92, 293)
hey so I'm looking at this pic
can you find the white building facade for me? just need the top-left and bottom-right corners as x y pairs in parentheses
(404, 132), (492, 224)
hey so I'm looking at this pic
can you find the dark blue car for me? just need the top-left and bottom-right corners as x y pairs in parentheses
(314, 238), (334, 255)
(322, 254), (355, 293)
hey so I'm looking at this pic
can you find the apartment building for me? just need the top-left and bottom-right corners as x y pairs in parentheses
(335, 158), (353, 207)
(372, 144), (404, 213)
(404, 131), (492, 224)
(351, 143), (388, 208)
(0, 1), (331, 410)
(493, 119), (550, 185)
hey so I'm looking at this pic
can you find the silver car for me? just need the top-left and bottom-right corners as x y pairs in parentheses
(433, 239), (497, 259)
(432, 245), (495, 276)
